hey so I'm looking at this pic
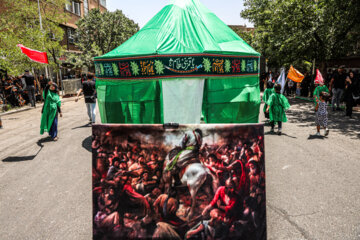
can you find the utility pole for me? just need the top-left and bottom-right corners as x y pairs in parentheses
(37, 0), (43, 30)
(37, 0), (49, 79)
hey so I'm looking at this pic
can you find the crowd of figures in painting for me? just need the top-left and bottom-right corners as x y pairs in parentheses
(92, 125), (266, 240)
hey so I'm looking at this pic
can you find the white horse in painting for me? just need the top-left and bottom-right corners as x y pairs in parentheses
(162, 147), (212, 219)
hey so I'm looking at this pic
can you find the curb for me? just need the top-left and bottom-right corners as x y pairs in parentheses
(0, 107), (33, 117)
(0, 96), (83, 117)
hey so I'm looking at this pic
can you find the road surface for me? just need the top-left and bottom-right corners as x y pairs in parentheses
(0, 97), (359, 239)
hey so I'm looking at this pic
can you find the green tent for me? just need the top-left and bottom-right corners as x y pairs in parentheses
(94, 0), (261, 124)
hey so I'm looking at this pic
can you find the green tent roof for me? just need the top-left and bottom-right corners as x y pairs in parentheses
(95, 0), (259, 59)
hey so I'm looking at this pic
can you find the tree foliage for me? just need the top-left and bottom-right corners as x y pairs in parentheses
(69, 9), (139, 69)
(241, 0), (360, 70)
(0, 0), (68, 75)
(230, 27), (254, 47)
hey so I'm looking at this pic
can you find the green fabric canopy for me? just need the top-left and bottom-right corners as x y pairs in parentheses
(95, 0), (261, 124)
(97, 0), (259, 58)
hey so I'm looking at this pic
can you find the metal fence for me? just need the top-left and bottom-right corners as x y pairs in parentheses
(62, 78), (82, 95)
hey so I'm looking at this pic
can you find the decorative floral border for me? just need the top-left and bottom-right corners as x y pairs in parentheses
(94, 54), (260, 80)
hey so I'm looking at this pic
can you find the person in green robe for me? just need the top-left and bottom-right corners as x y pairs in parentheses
(262, 81), (274, 119)
(266, 84), (290, 135)
(40, 83), (62, 140)
(313, 83), (329, 105)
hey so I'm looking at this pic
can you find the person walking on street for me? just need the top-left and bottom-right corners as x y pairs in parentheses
(344, 75), (355, 118)
(266, 84), (291, 135)
(22, 70), (36, 107)
(329, 67), (346, 111)
(313, 82), (329, 105)
(40, 83), (62, 141)
(315, 92), (330, 136)
(41, 79), (54, 114)
(350, 71), (360, 106)
(75, 73), (97, 124)
(43, 79), (53, 101)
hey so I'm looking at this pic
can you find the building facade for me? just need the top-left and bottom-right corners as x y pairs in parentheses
(59, 0), (107, 79)
(61, 0), (107, 52)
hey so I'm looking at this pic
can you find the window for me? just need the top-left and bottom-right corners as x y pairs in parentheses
(100, 0), (106, 7)
(67, 28), (76, 44)
(84, 0), (89, 16)
(72, 1), (80, 16)
(48, 32), (56, 40)
(65, 3), (72, 11)
(65, 1), (81, 16)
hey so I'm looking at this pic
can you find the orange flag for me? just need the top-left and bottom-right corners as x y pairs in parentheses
(287, 65), (304, 83)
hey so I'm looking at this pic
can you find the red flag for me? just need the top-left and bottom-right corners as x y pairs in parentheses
(17, 44), (49, 64)
(314, 69), (324, 85)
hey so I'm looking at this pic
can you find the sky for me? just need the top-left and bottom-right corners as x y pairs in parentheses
(106, 0), (253, 28)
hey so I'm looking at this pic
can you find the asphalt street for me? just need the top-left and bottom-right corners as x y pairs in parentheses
(0, 97), (359, 240)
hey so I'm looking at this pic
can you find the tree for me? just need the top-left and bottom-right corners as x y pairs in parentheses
(69, 9), (139, 70)
(0, 0), (68, 75)
(230, 27), (254, 46)
(241, 0), (360, 72)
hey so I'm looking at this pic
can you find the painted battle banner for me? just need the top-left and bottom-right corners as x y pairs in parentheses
(92, 124), (266, 240)
(94, 54), (260, 80)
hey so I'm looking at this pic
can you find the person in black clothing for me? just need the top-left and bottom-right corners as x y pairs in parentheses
(75, 73), (97, 123)
(344, 73), (355, 118)
(3, 78), (13, 96)
(3, 78), (19, 106)
(22, 70), (36, 107)
(349, 71), (360, 106)
(39, 74), (49, 99)
(13, 76), (24, 90)
(81, 73), (87, 83)
(330, 68), (346, 111)
(301, 72), (311, 97)
(326, 69), (333, 87)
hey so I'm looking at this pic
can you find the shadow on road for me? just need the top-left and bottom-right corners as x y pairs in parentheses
(2, 137), (53, 163)
(72, 123), (92, 130)
(286, 97), (360, 139)
(82, 136), (92, 152)
(307, 134), (327, 140)
(2, 155), (37, 162)
(280, 133), (297, 139)
(36, 136), (54, 147)
(264, 131), (297, 139)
